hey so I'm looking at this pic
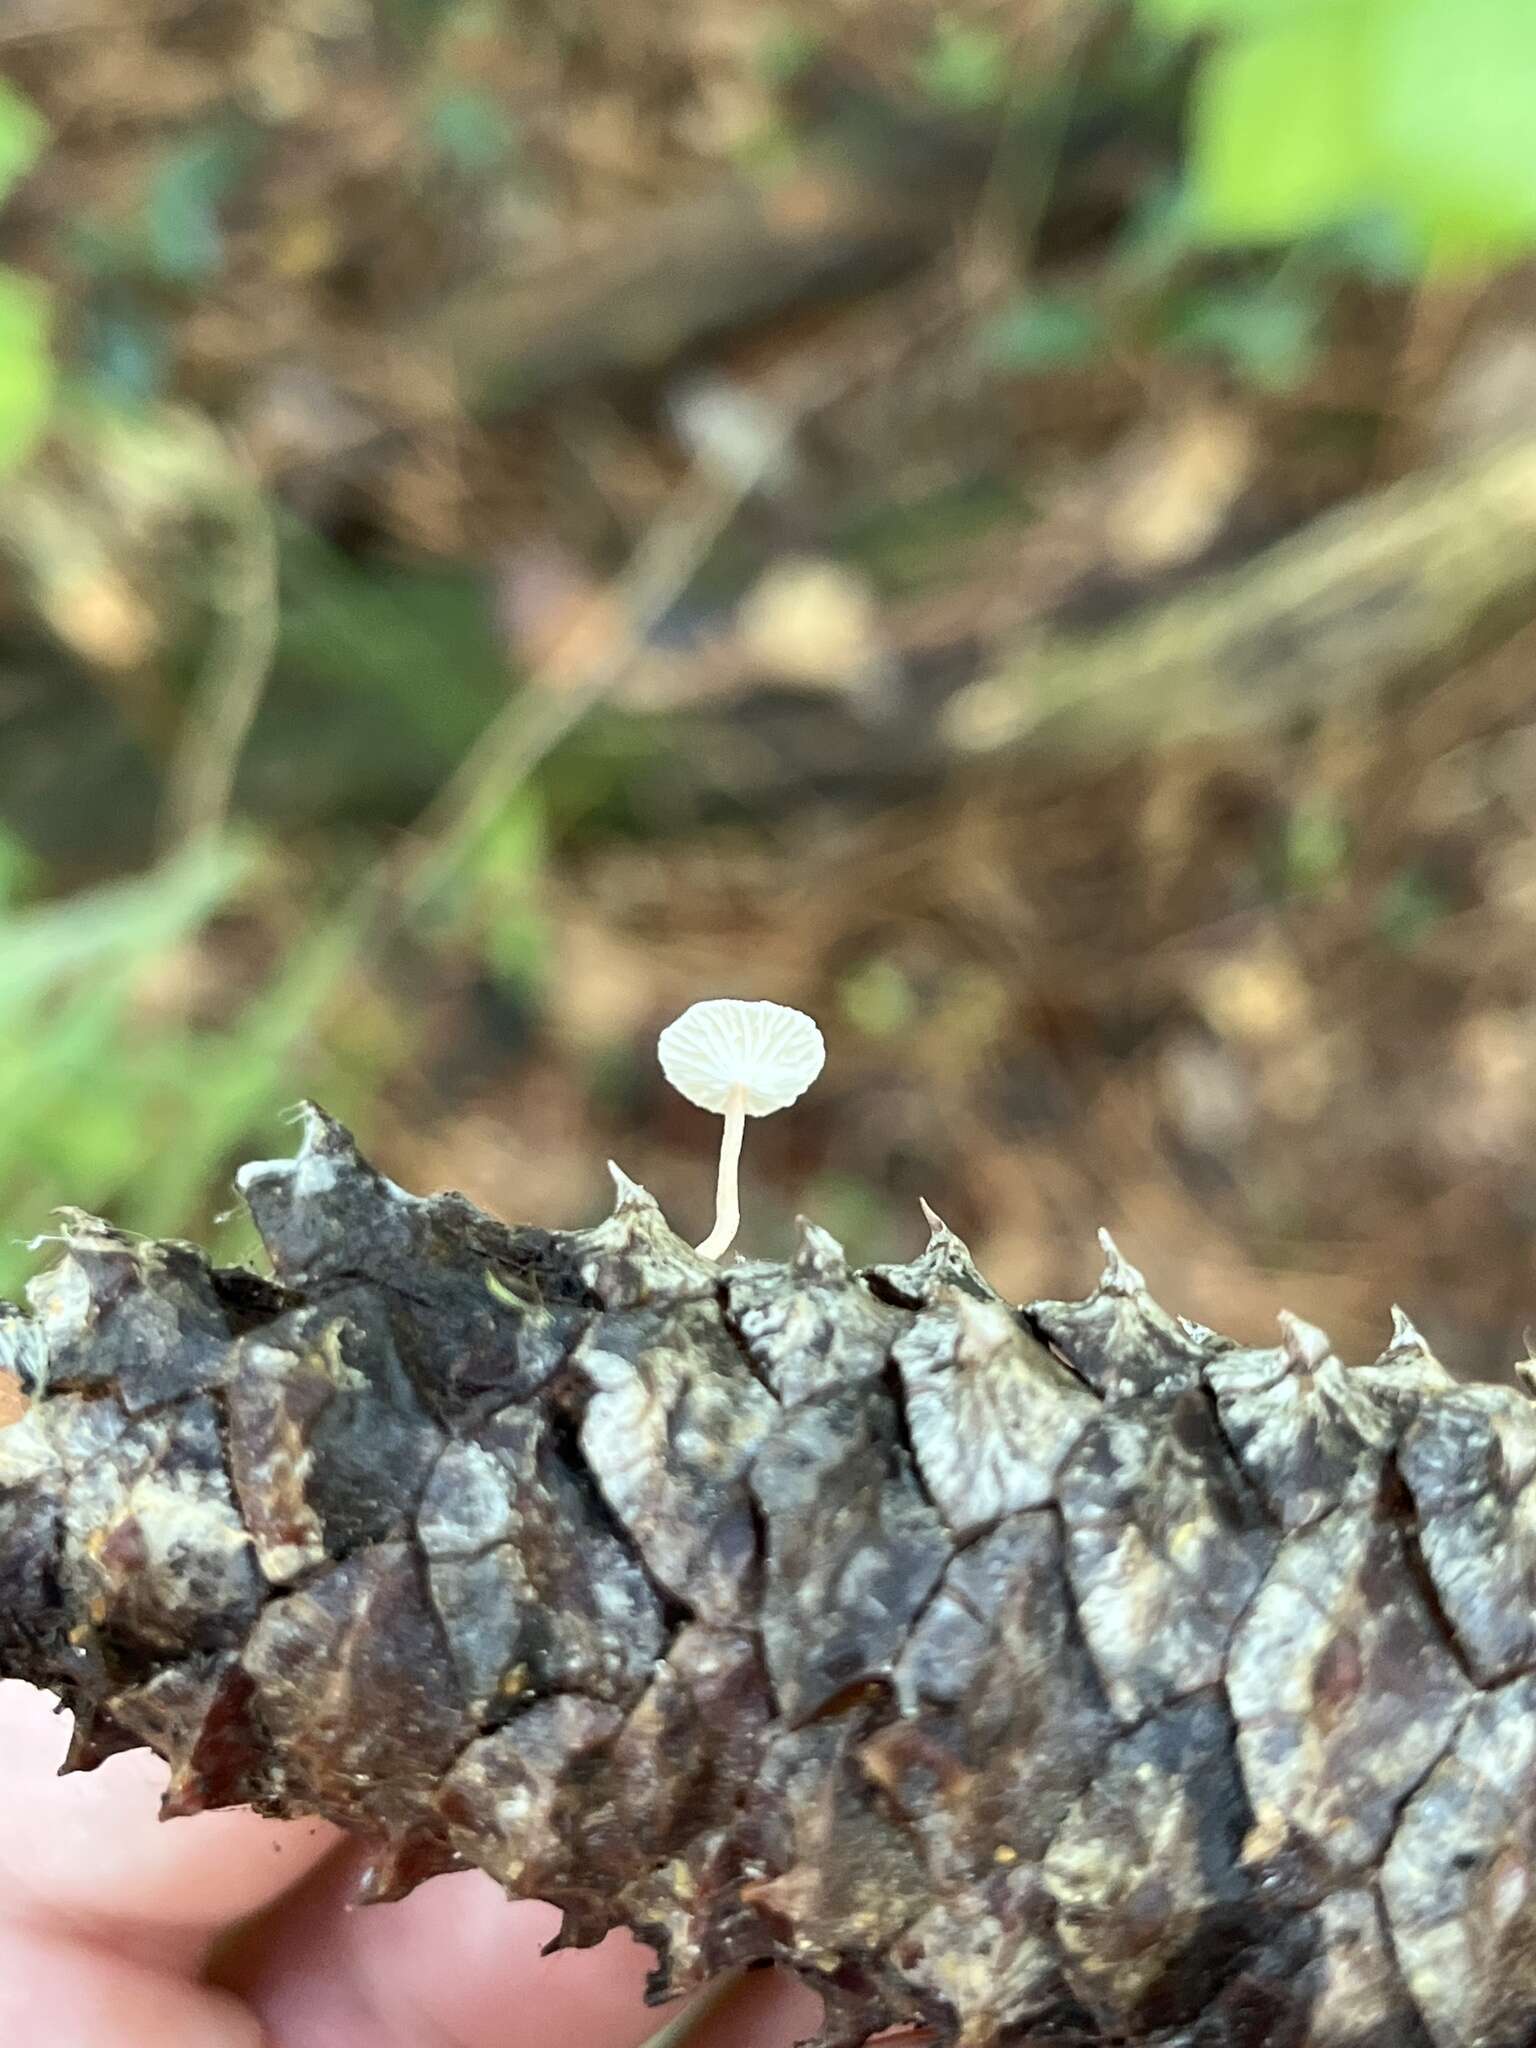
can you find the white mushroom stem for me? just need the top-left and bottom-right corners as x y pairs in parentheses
(697, 1082), (747, 1260)
(658, 998), (824, 1260)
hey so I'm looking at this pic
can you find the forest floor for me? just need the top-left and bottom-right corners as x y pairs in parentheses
(5, 0), (1536, 1376)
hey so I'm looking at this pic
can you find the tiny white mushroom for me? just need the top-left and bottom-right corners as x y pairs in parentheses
(657, 998), (825, 1260)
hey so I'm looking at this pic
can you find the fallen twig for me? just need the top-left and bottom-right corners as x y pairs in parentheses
(941, 430), (1536, 766)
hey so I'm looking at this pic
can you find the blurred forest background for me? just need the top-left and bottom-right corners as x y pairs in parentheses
(4, 0), (1536, 1375)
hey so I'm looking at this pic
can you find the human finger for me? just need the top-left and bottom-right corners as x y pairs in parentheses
(0, 1922), (266, 2048)
(234, 1859), (668, 2048)
(0, 1680), (339, 1969)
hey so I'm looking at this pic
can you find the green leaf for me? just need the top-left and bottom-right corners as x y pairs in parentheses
(144, 129), (253, 285)
(915, 19), (1011, 111)
(130, 913), (357, 1228)
(0, 269), (55, 472)
(1189, 10), (1386, 243)
(449, 793), (551, 991)
(1141, 0), (1362, 29)
(1312, 208), (1422, 284)
(1164, 0), (1536, 278)
(756, 18), (823, 84)
(0, 824), (38, 908)
(81, 305), (169, 405)
(973, 292), (1108, 372)
(1166, 279), (1323, 390)
(1113, 178), (1202, 281)
(476, 792), (546, 884)
(1280, 796), (1351, 897)
(0, 837), (251, 1021)
(1375, 866), (1450, 953)
(0, 838), (265, 1279)
(484, 907), (549, 992)
(1377, 0), (1536, 271)
(277, 525), (506, 755)
(838, 958), (917, 1041)
(426, 88), (518, 175)
(0, 80), (47, 205)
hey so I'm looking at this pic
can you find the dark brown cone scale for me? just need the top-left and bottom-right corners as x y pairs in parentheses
(0, 1110), (1528, 2046)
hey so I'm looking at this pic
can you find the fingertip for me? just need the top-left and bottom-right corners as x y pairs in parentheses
(0, 1923), (267, 2048)
(0, 1680), (340, 1958)
(339, 1875), (665, 2048)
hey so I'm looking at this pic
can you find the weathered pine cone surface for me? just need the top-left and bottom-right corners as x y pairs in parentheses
(1, 1108), (1532, 2048)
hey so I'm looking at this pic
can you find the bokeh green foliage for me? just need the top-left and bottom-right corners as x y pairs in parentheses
(0, 834), (362, 1293)
(0, 82), (55, 473)
(1142, 0), (1536, 272)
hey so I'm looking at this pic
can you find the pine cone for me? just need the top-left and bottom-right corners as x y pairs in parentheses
(0, 1108), (1528, 2048)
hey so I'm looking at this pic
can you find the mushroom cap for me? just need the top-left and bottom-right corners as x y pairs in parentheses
(658, 998), (825, 1117)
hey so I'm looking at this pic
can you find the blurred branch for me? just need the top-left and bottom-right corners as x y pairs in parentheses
(436, 175), (951, 415)
(941, 431), (1536, 764)
(456, 429), (1536, 814)
(159, 437), (278, 851)
(0, 0), (191, 38)
(0, 408), (280, 857)
(394, 346), (855, 919)
(432, 62), (1170, 414)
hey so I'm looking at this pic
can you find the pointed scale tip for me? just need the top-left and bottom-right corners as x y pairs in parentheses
(793, 1215), (847, 1277)
(576, 1172), (711, 1308)
(918, 1198), (986, 1269)
(58, 1714), (126, 1777)
(352, 1833), (464, 1905)
(351, 1860), (394, 1908)
(1387, 1304), (1428, 1354)
(270, 1099), (346, 1160)
(159, 1772), (208, 1821)
(606, 1159), (658, 1212)
(1095, 1227), (1146, 1298)
(892, 1198), (1001, 1307)
(1276, 1309), (1333, 1371)
(294, 1100), (358, 1157)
